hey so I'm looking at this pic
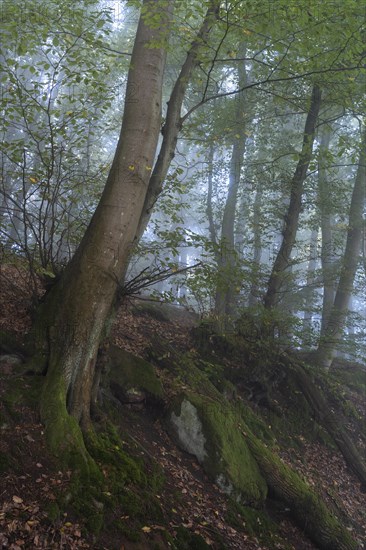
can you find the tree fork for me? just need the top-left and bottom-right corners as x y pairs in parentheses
(32, 0), (173, 461)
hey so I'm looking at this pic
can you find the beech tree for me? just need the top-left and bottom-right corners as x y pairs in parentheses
(28, 0), (223, 465)
(214, 45), (252, 319)
(34, 0), (174, 459)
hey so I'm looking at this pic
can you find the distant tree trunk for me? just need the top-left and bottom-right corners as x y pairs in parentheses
(318, 122), (336, 337)
(206, 142), (218, 252)
(33, 1), (172, 460)
(215, 49), (251, 319)
(264, 85), (322, 310)
(303, 228), (318, 345)
(315, 127), (366, 369)
(248, 184), (263, 306)
(214, 136), (247, 317)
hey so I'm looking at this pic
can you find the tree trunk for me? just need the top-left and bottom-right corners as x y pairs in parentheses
(215, 48), (251, 319)
(303, 228), (318, 345)
(135, 0), (220, 241)
(315, 127), (366, 369)
(34, 0), (172, 458)
(248, 184), (263, 306)
(264, 85), (322, 309)
(206, 142), (218, 251)
(318, 122), (336, 337)
(214, 136), (247, 317)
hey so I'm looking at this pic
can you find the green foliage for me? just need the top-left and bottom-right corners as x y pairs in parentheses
(236, 304), (303, 350)
(0, 0), (117, 283)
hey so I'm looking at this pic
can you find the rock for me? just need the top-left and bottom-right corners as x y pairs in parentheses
(170, 398), (207, 463)
(0, 354), (23, 366)
(0, 354), (23, 374)
(105, 346), (164, 411)
(167, 392), (267, 506)
(110, 381), (146, 410)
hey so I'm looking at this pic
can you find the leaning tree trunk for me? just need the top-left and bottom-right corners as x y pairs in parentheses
(315, 127), (366, 369)
(33, 0), (172, 460)
(264, 85), (322, 309)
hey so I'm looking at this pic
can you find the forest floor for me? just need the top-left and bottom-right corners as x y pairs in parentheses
(0, 264), (365, 549)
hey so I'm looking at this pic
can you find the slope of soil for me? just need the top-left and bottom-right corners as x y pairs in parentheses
(0, 264), (365, 549)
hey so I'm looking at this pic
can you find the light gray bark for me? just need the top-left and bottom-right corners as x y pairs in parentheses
(303, 228), (319, 345)
(318, 122), (336, 337)
(215, 48), (251, 318)
(316, 127), (366, 369)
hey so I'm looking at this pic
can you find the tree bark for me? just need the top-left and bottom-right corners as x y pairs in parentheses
(34, 0), (172, 454)
(206, 142), (219, 252)
(264, 85), (322, 309)
(135, 0), (220, 241)
(215, 47), (251, 319)
(318, 122), (336, 337)
(248, 184), (263, 306)
(315, 127), (366, 369)
(302, 228), (318, 345)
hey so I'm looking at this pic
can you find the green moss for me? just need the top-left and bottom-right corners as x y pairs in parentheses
(83, 423), (165, 530)
(196, 394), (267, 504)
(225, 500), (293, 548)
(108, 346), (163, 399)
(173, 526), (211, 549)
(40, 362), (101, 478)
(113, 520), (141, 542)
(246, 431), (358, 550)
(44, 502), (61, 522)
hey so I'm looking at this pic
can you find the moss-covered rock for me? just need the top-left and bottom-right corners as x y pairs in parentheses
(107, 346), (164, 402)
(167, 391), (267, 506)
